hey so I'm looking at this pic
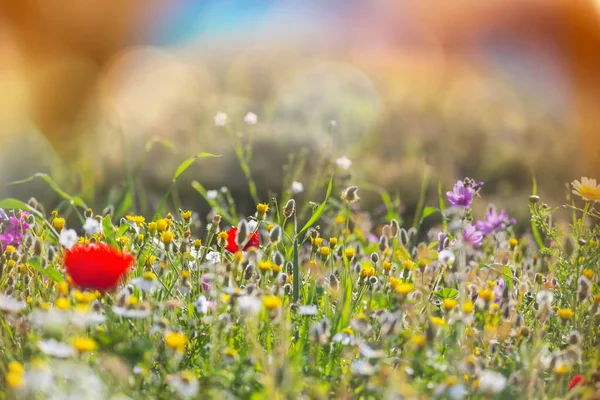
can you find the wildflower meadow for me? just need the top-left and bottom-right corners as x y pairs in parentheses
(0, 114), (600, 399)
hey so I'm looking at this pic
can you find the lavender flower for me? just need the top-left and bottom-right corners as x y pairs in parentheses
(0, 213), (30, 249)
(476, 208), (516, 234)
(446, 181), (475, 208)
(462, 224), (483, 247)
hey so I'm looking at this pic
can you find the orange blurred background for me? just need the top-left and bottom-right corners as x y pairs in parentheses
(1, 0), (600, 214)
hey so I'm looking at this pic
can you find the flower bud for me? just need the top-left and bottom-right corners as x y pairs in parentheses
(341, 186), (360, 203)
(236, 220), (248, 248)
(283, 199), (296, 218)
(269, 225), (282, 244)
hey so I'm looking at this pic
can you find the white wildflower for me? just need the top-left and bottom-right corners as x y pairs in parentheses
(238, 296), (262, 316)
(59, 229), (78, 249)
(82, 218), (102, 235)
(168, 371), (199, 399)
(213, 111), (228, 127)
(291, 181), (304, 194)
(335, 156), (352, 170)
(0, 293), (26, 313)
(479, 370), (507, 394)
(244, 112), (258, 125)
(351, 360), (375, 376)
(194, 296), (211, 314)
(206, 251), (221, 264)
(38, 339), (74, 358)
(438, 249), (456, 265)
(297, 305), (318, 316)
(206, 190), (218, 200)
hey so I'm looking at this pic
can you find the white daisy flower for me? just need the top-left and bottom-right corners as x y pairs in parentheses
(243, 112), (258, 125)
(194, 296), (211, 314)
(205, 251), (221, 264)
(59, 229), (78, 249)
(297, 305), (318, 316)
(291, 181), (304, 194)
(82, 218), (102, 235)
(335, 156), (352, 170)
(131, 272), (160, 293)
(24, 360), (54, 395)
(238, 295), (262, 316)
(29, 309), (71, 330)
(351, 360), (375, 376)
(332, 330), (355, 345)
(112, 306), (152, 319)
(38, 339), (74, 358)
(478, 370), (507, 394)
(168, 371), (199, 398)
(0, 293), (26, 313)
(213, 111), (228, 127)
(71, 310), (106, 328)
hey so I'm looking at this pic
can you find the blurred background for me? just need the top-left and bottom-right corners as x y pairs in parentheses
(1, 0), (600, 224)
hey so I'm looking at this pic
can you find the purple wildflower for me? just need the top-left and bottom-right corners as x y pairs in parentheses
(493, 278), (505, 303)
(0, 213), (30, 249)
(476, 208), (515, 234)
(462, 223), (483, 247)
(200, 274), (212, 292)
(446, 181), (475, 208)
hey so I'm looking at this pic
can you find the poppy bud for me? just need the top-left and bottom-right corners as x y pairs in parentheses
(529, 195), (540, 204)
(269, 225), (282, 244)
(236, 220), (248, 248)
(378, 236), (389, 252)
(27, 197), (38, 209)
(283, 199), (296, 218)
(370, 252), (379, 264)
(390, 219), (400, 237)
(273, 251), (285, 267)
(341, 186), (360, 203)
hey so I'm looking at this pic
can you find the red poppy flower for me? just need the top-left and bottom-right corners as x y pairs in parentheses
(64, 243), (135, 292)
(225, 227), (260, 253)
(568, 375), (586, 391)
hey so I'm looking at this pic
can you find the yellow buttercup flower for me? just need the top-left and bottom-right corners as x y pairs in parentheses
(583, 269), (594, 280)
(329, 237), (338, 247)
(256, 203), (269, 216)
(311, 237), (324, 247)
(320, 246), (330, 257)
(4, 245), (16, 255)
(383, 261), (393, 271)
(147, 222), (157, 234)
(335, 215), (345, 225)
(74, 291), (96, 304)
(56, 297), (70, 310)
(402, 260), (415, 270)
(258, 261), (272, 272)
(156, 219), (169, 233)
(180, 210), (192, 221)
(479, 288), (494, 302)
(430, 317), (448, 328)
(572, 177), (600, 201)
(509, 237), (518, 247)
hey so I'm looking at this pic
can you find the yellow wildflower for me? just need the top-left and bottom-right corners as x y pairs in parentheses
(263, 295), (283, 310)
(6, 259), (16, 269)
(402, 260), (415, 270)
(557, 308), (574, 321)
(329, 237), (338, 247)
(6, 371), (24, 389)
(271, 263), (282, 274)
(74, 291), (96, 304)
(73, 337), (97, 353)
(594, 294), (600, 304)
(335, 215), (345, 224)
(443, 298), (458, 310)
(395, 282), (414, 295)
(126, 215), (146, 226)
(509, 237), (518, 247)
(554, 363), (570, 376)
(161, 231), (174, 244)
(311, 237), (324, 247)
(223, 348), (239, 360)
(56, 297), (70, 310)
(462, 301), (474, 314)
(53, 217), (65, 231)
(4, 245), (16, 255)
(258, 261), (272, 272)
(320, 246), (330, 257)
(234, 251), (243, 262)
(8, 361), (24, 374)
(257, 203), (269, 215)
(479, 288), (494, 302)
(180, 211), (192, 221)
(156, 219), (169, 233)
(164, 332), (188, 352)
(147, 222), (157, 234)
(383, 261), (393, 271)
(430, 317), (448, 328)
(411, 334), (427, 348)
(360, 266), (375, 278)
(583, 269), (594, 280)
(344, 248), (355, 259)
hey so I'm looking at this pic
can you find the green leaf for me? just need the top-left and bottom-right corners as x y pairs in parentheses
(172, 152), (220, 182)
(115, 191), (133, 220)
(438, 181), (448, 233)
(102, 216), (116, 246)
(421, 206), (439, 220)
(10, 173), (87, 208)
(116, 224), (130, 238)
(30, 257), (64, 282)
(504, 266), (514, 292)
(296, 175), (333, 238)
(0, 198), (30, 211)
(145, 137), (175, 153)
(433, 288), (459, 299)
